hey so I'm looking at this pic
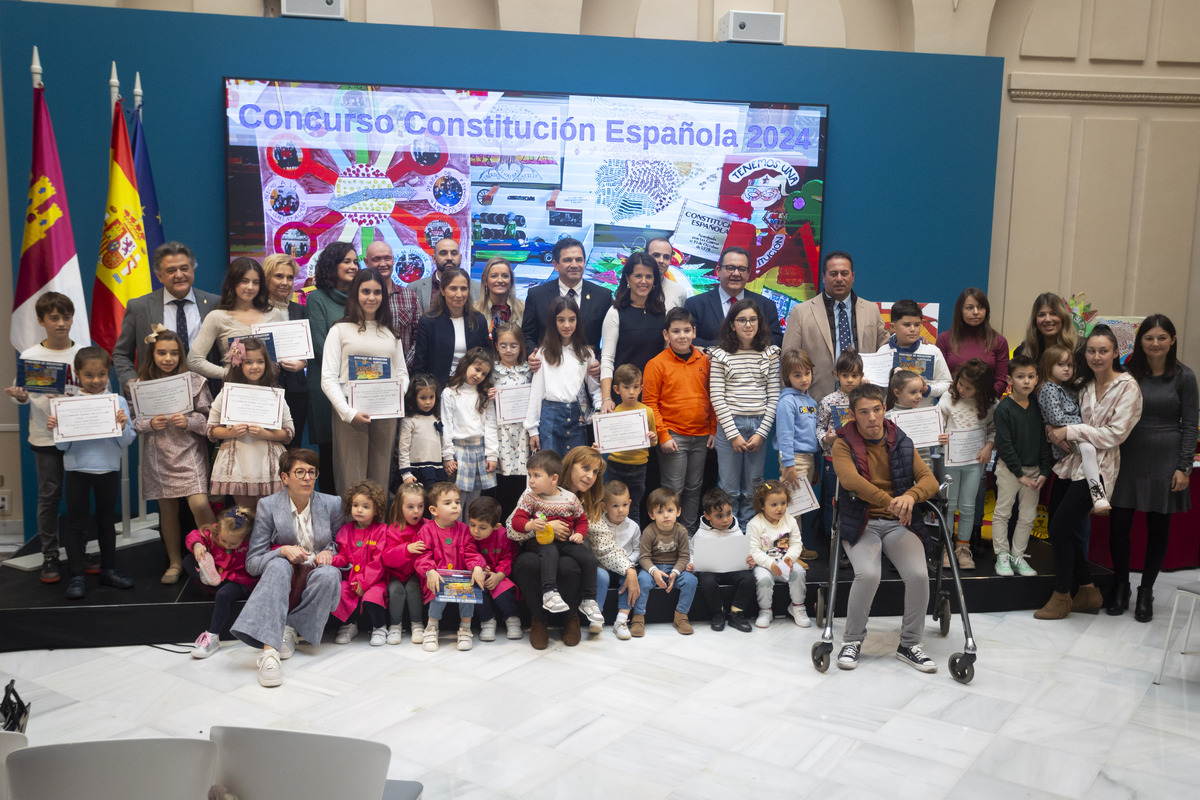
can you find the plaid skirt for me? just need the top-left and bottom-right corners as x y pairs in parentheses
(454, 437), (496, 492)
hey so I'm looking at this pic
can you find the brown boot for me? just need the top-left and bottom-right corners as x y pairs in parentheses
(1034, 591), (1072, 619)
(1071, 585), (1103, 614)
(530, 617), (549, 650)
(629, 614), (645, 638)
(673, 610), (694, 635)
(562, 614), (581, 646)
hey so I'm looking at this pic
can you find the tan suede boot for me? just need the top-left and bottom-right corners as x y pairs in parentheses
(1071, 585), (1103, 614)
(1034, 591), (1072, 619)
(629, 613), (645, 638)
(673, 610), (694, 635)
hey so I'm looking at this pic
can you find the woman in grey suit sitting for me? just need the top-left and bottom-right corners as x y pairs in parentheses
(231, 449), (344, 687)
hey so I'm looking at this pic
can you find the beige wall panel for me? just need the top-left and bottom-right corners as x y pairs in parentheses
(1131, 120), (1200, 327)
(364, 0), (434, 25)
(497, 0), (583, 34)
(839, 0), (900, 51)
(194, 0), (263, 14)
(1089, 0), (1151, 62)
(1071, 117), (1138, 316)
(635, 0), (699, 40)
(1185, 207), (1200, 366)
(1003, 115), (1072, 338)
(1019, 0), (1081, 59)
(906, 0), (997, 56)
(775, 0), (846, 48)
(580, 0), (641, 37)
(1158, 0), (1200, 64)
(431, 0), (498, 29)
(121, 0), (192, 10)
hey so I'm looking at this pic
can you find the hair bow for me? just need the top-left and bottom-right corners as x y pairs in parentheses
(225, 506), (250, 528)
(228, 339), (246, 368)
(143, 323), (169, 345)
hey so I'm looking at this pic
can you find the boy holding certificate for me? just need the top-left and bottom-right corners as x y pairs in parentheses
(6, 292), (82, 583)
(599, 364), (657, 527)
(49, 348), (137, 599)
(875, 299), (951, 408)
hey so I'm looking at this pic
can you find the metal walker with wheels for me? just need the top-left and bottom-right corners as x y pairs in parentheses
(810, 474), (979, 684)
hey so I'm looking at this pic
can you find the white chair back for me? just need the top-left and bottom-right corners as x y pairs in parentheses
(210, 725), (390, 800)
(0, 731), (29, 800)
(6, 737), (214, 800)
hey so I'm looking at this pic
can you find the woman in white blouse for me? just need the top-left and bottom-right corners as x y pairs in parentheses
(320, 269), (410, 495)
(186, 258), (287, 379)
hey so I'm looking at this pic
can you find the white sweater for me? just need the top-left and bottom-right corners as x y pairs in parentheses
(524, 347), (602, 435)
(441, 384), (499, 461)
(747, 513), (802, 568)
(876, 339), (951, 407)
(320, 320), (410, 423)
(12, 341), (81, 447)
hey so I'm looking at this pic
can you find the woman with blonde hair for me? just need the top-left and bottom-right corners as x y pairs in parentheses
(475, 256), (525, 337)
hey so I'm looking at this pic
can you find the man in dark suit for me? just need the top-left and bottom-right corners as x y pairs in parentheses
(408, 237), (481, 313)
(684, 246), (783, 349)
(112, 242), (220, 392)
(521, 237), (612, 357)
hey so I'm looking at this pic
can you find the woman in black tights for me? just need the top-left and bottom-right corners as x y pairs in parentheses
(1106, 314), (1197, 622)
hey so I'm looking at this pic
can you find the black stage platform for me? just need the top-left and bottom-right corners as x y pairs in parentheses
(0, 536), (1112, 653)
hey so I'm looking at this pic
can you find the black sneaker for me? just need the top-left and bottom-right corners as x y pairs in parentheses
(98, 569), (134, 589)
(837, 641), (861, 670)
(727, 612), (753, 633)
(40, 556), (62, 584)
(83, 552), (100, 575)
(710, 612), (726, 632)
(896, 644), (937, 673)
(64, 576), (86, 600)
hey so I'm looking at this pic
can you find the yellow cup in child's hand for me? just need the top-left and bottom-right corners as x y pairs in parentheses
(535, 514), (554, 545)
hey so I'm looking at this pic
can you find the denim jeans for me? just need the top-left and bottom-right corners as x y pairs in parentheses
(715, 414), (769, 530)
(429, 598), (474, 621)
(659, 433), (710, 533)
(634, 565), (698, 615)
(596, 567), (632, 612)
(538, 399), (587, 458)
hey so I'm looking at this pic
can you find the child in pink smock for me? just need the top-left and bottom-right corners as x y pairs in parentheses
(382, 482), (430, 645)
(466, 496), (522, 642)
(331, 480), (390, 646)
(415, 482), (486, 652)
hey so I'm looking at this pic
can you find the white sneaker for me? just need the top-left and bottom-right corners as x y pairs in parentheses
(257, 650), (282, 687)
(411, 622), (425, 645)
(542, 590), (569, 613)
(369, 627), (387, 646)
(505, 616), (523, 640)
(422, 621), (440, 652)
(788, 603), (812, 628)
(480, 618), (497, 642)
(334, 622), (358, 644)
(755, 609), (772, 628)
(191, 631), (220, 659)
(613, 620), (631, 640)
(994, 553), (1014, 577)
(1013, 555), (1038, 577)
(457, 624), (473, 651)
(385, 624), (404, 645)
(580, 598), (605, 632)
(280, 625), (297, 660)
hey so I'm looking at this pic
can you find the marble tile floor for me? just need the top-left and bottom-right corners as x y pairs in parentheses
(3, 569), (1200, 799)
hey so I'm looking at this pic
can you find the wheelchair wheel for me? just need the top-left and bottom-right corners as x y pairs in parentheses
(949, 653), (974, 684)
(811, 642), (830, 673)
(938, 596), (952, 637)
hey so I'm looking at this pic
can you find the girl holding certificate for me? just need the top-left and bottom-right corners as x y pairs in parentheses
(935, 359), (997, 571)
(208, 338), (294, 510)
(321, 269), (410, 496)
(490, 323), (532, 519)
(129, 327), (216, 584)
(186, 257), (287, 380)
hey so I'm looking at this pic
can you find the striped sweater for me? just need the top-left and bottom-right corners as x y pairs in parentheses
(508, 487), (589, 541)
(708, 345), (781, 442)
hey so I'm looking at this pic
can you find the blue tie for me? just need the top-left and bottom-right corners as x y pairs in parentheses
(172, 299), (190, 353)
(836, 301), (852, 356)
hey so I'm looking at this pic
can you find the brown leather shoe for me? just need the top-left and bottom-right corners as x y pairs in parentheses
(629, 613), (645, 638)
(562, 614), (581, 646)
(1071, 585), (1103, 614)
(530, 617), (549, 650)
(1034, 591), (1072, 620)
(673, 610), (693, 635)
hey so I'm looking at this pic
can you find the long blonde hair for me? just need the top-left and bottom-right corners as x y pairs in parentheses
(474, 257), (525, 328)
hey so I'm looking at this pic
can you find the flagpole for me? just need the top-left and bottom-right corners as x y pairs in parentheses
(110, 64), (133, 542)
(31, 46), (42, 89)
(133, 71), (149, 524)
(109, 62), (119, 113)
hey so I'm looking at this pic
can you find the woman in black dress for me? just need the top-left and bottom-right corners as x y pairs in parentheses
(1106, 314), (1198, 621)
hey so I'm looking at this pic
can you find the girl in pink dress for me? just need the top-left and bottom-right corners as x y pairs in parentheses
(331, 480), (390, 646)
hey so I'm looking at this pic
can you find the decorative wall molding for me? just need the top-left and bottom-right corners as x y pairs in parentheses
(1009, 72), (1200, 106)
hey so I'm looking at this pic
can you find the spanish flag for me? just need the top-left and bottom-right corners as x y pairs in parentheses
(90, 99), (150, 353)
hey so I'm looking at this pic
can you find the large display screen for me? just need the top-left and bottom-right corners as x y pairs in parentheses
(225, 78), (828, 321)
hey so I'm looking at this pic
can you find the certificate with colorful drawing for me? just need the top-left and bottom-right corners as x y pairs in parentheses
(435, 570), (482, 604)
(17, 359), (67, 394)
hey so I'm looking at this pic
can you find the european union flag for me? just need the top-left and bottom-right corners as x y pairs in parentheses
(131, 104), (164, 289)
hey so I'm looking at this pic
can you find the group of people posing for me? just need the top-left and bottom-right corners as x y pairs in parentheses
(11, 237), (1196, 686)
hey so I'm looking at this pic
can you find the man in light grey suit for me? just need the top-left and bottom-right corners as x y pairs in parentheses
(112, 241), (220, 392)
(231, 449), (344, 688)
(408, 237), (481, 312)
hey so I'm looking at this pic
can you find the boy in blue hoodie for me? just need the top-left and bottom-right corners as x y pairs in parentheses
(50, 347), (137, 600)
(775, 349), (822, 557)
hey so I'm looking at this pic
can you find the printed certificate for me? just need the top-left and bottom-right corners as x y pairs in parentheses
(51, 394), (121, 443)
(592, 409), (650, 454)
(348, 379), (404, 419)
(691, 535), (751, 573)
(945, 426), (987, 467)
(786, 476), (819, 517)
(251, 319), (314, 360)
(219, 384), (286, 429)
(895, 351), (934, 380)
(494, 384), (531, 425)
(888, 406), (943, 449)
(860, 351), (893, 387)
(129, 373), (193, 418)
(435, 570), (482, 604)
(17, 358), (66, 394)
